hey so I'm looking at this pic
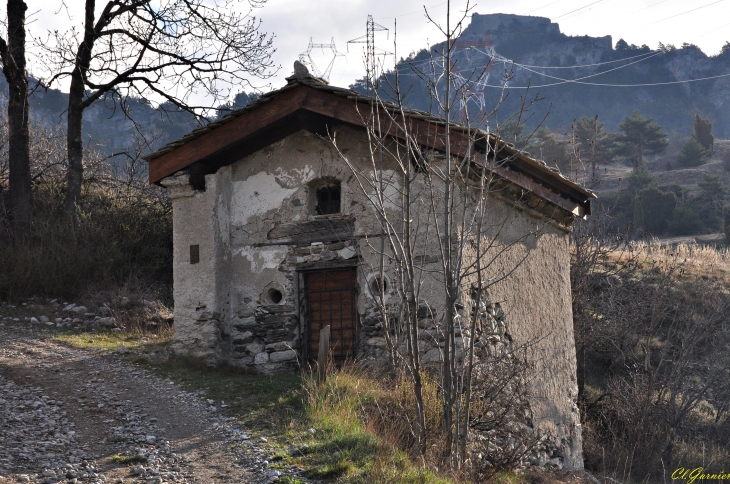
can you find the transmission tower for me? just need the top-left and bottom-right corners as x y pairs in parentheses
(347, 15), (390, 93)
(298, 38), (344, 82)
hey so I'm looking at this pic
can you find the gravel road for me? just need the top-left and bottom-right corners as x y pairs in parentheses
(0, 313), (305, 484)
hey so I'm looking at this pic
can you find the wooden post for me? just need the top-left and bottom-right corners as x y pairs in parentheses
(318, 325), (331, 384)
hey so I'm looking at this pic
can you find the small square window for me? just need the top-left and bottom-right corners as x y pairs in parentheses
(316, 184), (341, 215)
(190, 244), (200, 264)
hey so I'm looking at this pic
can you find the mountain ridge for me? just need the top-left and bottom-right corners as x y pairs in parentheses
(360, 13), (730, 137)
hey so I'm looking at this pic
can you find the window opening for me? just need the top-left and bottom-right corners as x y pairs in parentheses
(268, 289), (283, 304)
(316, 184), (341, 215)
(369, 276), (388, 295)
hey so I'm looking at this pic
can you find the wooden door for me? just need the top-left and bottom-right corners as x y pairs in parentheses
(302, 268), (358, 362)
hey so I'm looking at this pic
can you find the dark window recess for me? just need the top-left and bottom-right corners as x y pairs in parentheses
(268, 289), (283, 304)
(316, 185), (341, 215)
(190, 245), (200, 264)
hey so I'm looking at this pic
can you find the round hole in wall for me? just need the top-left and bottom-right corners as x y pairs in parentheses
(268, 289), (283, 304)
(369, 277), (388, 295)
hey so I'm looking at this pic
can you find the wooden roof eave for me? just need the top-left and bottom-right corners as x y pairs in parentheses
(147, 83), (594, 217)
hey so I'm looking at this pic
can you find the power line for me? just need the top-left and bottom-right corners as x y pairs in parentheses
(392, 46), (730, 90)
(512, 50), (658, 69)
(478, 0), (607, 41)
(648, 0), (726, 25)
(552, 0), (606, 20)
(698, 20), (730, 38)
(526, 0), (565, 14)
(512, 50), (666, 83)
(399, 42), (660, 74)
(373, 2), (447, 19)
(479, 71), (730, 89)
(632, 0), (673, 13)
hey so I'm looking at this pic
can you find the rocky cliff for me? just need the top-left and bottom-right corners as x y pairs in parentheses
(367, 13), (730, 136)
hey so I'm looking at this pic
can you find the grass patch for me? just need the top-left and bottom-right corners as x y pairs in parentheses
(278, 477), (307, 484)
(294, 366), (452, 483)
(55, 328), (172, 353)
(110, 454), (147, 464)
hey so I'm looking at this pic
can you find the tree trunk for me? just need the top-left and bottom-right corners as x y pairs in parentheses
(63, 0), (96, 217)
(1, 0), (31, 230)
(64, 93), (85, 216)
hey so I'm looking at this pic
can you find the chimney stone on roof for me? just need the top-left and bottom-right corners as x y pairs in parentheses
(286, 60), (329, 86)
(293, 60), (309, 77)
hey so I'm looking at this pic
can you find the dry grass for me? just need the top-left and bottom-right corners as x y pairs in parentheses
(299, 363), (453, 483)
(573, 236), (730, 482)
(604, 240), (730, 285)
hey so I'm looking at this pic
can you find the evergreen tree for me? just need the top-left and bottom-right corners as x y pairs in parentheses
(573, 115), (616, 171)
(634, 186), (676, 234)
(676, 138), (710, 168)
(495, 119), (527, 147)
(615, 110), (669, 168)
(692, 114), (714, 154)
(528, 126), (575, 172)
(627, 163), (654, 194)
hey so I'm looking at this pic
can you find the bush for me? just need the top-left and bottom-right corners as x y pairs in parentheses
(667, 200), (702, 235)
(676, 138), (710, 168)
(0, 121), (172, 300)
(0, 184), (171, 300)
(571, 223), (730, 481)
(633, 186), (676, 234)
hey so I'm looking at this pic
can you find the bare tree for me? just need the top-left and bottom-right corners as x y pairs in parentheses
(330, 1), (561, 471)
(0, 0), (31, 229)
(37, 0), (276, 217)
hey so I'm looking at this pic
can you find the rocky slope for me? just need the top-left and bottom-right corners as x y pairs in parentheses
(369, 13), (730, 136)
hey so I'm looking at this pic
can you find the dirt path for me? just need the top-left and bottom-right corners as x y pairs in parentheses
(0, 321), (303, 484)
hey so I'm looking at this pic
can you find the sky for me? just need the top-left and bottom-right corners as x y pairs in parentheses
(25, 0), (730, 97)
(253, 0), (730, 90)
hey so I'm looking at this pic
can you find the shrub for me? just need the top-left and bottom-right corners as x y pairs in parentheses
(571, 222), (730, 482)
(0, 120), (171, 300)
(692, 114), (714, 154)
(667, 201), (702, 235)
(676, 138), (710, 168)
(633, 186), (676, 234)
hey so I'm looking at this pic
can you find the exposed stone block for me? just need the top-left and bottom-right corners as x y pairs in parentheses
(366, 337), (386, 348)
(232, 332), (254, 345)
(269, 350), (297, 362)
(232, 316), (256, 331)
(231, 356), (254, 366)
(245, 343), (264, 355)
(254, 352), (269, 364)
(265, 329), (295, 341)
(237, 306), (254, 318)
(265, 341), (291, 352)
(255, 362), (289, 375)
(261, 304), (295, 314)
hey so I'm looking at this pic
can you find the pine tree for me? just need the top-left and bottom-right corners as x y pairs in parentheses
(634, 186), (676, 234)
(573, 115), (616, 171)
(676, 138), (710, 168)
(528, 127), (574, 172)
(692, 114), (714, 154)
(615, 110), (669, 168)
